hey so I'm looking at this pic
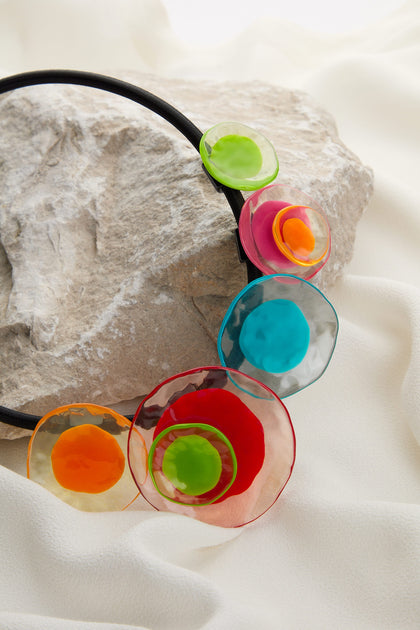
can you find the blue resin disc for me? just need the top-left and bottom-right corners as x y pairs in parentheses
(239, 299), (310, 373)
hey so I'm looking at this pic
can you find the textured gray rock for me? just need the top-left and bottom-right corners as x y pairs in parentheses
(0, 72), (373, 437)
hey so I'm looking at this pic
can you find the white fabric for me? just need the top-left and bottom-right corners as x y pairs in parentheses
(1, 1), (420, 628)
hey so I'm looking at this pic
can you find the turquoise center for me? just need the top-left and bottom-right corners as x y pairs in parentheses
(239, 299), (310, 373)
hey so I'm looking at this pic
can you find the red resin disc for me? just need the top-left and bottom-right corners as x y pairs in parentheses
(153, 388), (265, 500)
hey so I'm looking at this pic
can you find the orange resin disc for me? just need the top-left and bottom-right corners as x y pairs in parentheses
(51, 424), (126, 494)
(282, 217), (315, 258)
(27, 403), (145, 511)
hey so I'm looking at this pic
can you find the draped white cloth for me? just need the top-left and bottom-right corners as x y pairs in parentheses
(1, 1), (419, 628)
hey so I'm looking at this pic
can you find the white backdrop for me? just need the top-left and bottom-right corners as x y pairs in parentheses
(0, 1), (419, 629)
(162, 0), (406, 41)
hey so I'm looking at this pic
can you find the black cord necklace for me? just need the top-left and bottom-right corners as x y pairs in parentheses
(0, 69), (261, 430)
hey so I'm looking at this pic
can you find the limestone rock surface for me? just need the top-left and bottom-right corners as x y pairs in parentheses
(0, 72), (373, 437)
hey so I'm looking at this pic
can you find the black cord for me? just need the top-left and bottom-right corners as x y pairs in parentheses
(0, 69), (261, 430)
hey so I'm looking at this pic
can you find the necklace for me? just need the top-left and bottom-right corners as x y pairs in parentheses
(0, 70), (338, 527)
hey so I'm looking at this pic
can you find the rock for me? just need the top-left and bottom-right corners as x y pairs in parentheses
(0, 72), (373, 437)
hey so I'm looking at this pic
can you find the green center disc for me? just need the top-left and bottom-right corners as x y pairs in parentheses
(211, 134), (263, 179)
(162, 434), (222, 496)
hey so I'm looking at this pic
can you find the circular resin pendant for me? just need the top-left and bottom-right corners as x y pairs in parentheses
(27, 403), (144, 511)
(239, 184), (330, 279)
(128, 367), (295, 527)
(148, 422), (237, 505)
(218, 275), (338, 398)
(200, 122), (279, 191)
